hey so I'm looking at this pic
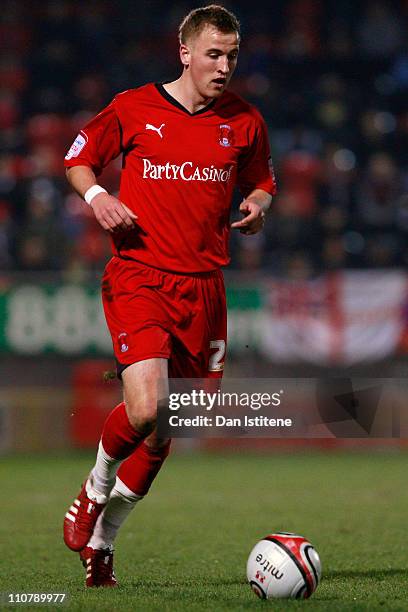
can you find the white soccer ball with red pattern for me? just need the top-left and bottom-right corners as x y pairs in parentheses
(246, 532), (321, 599)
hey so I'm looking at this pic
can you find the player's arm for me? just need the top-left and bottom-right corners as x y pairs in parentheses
(234, 109), (277, 235)
(66, 165), (137, 233)
(64, 98), (137, 232)
(231, 188), (272, 235)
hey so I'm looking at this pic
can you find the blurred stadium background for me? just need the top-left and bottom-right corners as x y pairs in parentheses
(1, 0), (408, 454)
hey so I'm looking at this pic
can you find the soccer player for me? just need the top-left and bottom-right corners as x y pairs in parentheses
(63, 4), (276, 587)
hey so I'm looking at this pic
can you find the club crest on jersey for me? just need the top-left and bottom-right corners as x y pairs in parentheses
(219, 124), (233, 147)
(65, 131), (88, 160)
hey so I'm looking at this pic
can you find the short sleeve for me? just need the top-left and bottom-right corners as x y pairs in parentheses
(64, 100), (122, 176)
(237, 112), (277, 198)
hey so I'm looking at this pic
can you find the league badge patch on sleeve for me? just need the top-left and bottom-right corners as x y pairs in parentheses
(65, 131), (88, 160)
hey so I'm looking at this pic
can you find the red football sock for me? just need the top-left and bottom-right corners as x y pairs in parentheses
(101, 402), (144, 460)
(116, 440), (171, 496)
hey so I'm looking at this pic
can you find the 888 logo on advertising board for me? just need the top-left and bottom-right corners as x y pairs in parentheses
(4, 285), (111, 355)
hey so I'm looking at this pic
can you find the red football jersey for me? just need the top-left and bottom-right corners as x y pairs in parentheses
(65, 83), (276, 273)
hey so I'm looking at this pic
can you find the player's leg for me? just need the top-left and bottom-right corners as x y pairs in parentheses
(75, 268), (226, 583)
(63, 358), (168, 553)
(87, 361), (170, 545)
(87, 429), (170, 552)
(91, 358), (168, 494)
(79, 437), (171, 587)
(76, 362), (170, 587)
(82, 274), (216, 555)
(64, 258), (172, 554)
(90, 267), (206, 537)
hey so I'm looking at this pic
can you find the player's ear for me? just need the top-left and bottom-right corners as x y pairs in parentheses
(180, 44), (191, 67)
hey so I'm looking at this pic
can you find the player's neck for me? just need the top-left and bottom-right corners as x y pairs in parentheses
(163, 77), (214, 114)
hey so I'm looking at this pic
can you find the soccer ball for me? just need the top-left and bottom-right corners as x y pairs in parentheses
(246, 532), (321, 599)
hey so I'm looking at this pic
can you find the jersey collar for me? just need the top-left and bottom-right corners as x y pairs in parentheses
(155, 83), (217, 116)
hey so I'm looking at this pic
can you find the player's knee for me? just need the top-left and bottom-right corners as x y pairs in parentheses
(125, 399), (157, 435)
(144, 434), (171, 453)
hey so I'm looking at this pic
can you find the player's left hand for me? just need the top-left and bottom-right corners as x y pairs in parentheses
(231, 200), (265, 235)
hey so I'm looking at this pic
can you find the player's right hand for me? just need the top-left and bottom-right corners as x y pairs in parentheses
(90, 193), (138, 232)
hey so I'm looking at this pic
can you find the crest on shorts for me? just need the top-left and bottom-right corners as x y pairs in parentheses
(219, 124), (233, 147)
(118, 332), (129, 353)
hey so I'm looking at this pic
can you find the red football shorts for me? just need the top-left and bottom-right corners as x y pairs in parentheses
(102, 257), (227, 378)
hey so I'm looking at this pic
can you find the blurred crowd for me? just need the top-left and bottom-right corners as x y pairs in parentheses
(1, 0), (407, 279)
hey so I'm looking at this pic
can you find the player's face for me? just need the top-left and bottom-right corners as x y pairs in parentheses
(182, 26), (239, 99)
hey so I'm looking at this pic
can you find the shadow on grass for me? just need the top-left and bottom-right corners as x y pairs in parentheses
(128, 577), (247, 588)
(129, 569), (408, 587)
(325, 568), (406, 580)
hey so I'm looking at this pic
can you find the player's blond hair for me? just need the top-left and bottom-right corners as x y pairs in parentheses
(179, 5), (240, 44)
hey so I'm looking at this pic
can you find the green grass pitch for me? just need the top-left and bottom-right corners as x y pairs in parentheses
(0, 450), (407, 611)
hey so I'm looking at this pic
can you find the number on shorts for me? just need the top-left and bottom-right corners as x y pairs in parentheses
(209, 339), (226, 372)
